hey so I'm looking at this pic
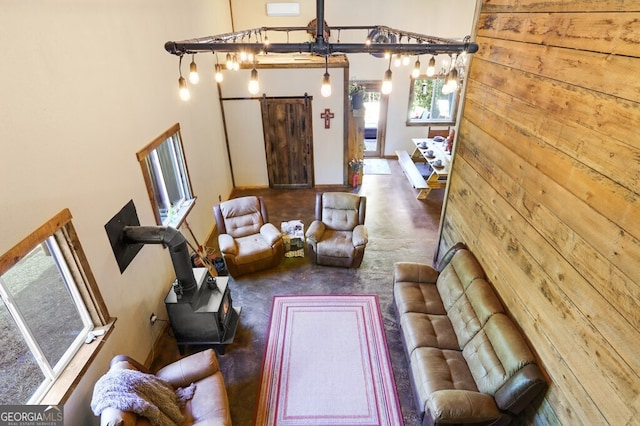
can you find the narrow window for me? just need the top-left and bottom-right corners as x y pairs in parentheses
(137, 123), (196, 227)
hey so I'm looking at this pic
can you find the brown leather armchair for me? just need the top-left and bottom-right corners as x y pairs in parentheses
(94, 349), (231, 426)
(213, 195), (283, 277)
(305, 192), (368, 268)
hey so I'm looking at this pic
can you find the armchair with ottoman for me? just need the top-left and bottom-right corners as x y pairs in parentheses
(213, 195), (283, 277)
(305, 192), (368, 268)
(393, 244), (547, 425)
(92, 349), (231, 426)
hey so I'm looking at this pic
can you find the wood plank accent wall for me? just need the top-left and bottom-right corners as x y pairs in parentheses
(439, 1), (640, 424)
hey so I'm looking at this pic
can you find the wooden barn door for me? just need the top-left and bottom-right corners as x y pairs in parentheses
(260, 96), (314, 189)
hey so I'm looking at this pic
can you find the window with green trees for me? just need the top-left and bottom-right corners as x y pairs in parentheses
(407, 76), (459, 125)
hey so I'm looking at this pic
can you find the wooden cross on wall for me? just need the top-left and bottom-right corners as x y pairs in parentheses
(320, 108), (335, 129)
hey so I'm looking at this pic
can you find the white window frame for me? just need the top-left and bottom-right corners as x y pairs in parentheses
(0, 209), (113, 404)
(406, 75), (460, 126)
(137, 123), (196, 227)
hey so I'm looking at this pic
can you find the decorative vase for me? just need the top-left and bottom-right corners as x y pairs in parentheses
(351, 93), (364, 110)
(352, 173), (359, 187)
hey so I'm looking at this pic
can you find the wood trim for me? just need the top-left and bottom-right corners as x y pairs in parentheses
(136, 122), (181, 161)
(40, 320), (116, 405)
(0, 208), (72, 275)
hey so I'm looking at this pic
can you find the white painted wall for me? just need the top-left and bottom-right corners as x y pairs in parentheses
(0, 1), (233, 423)
(220, 67), (345, 185)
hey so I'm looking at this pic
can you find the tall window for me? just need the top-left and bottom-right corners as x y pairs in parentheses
(407, 76), (459, 125)
(0, 209), (111, 404)
(137, 123), (195, 227)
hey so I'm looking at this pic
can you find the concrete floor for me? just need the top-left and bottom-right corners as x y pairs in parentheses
(150, 159), (444, 425)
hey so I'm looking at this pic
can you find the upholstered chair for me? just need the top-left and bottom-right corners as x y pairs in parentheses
(305, 192), (368, 268)
(213, 196), (283, 277)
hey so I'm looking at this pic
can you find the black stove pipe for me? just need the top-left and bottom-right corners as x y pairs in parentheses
(122, 226), (197, 292)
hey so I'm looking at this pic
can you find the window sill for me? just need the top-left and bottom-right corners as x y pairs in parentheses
(40, 319), (116, 405)
(163, 197), (197, 229)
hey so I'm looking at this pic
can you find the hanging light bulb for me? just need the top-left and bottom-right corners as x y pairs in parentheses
(240, 50), (248, 62)
(177, 56), (190, 101)
(248, 67), (260, 94)
(225, 53), (233, 70)
(321, 72), (331, 97)
(441, 80), (453, 95)
(381, 68), (392, 95)
(264, 35), (270, 46)
(178, 76), (190, 101)
(426, 56), (436, 77)
(402, 54), (410, 66)
(393, 54), (402, 68)
(412, 58), (421, 79)
(448, 68), (459, 91)
(189, 55), (199, 84)
(321, 56), (331, 97)
(214, 63), (223, 83)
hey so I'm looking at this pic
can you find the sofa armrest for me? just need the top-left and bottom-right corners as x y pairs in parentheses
(218, 234), (237, 256)
(109, 355), (151, 374)
(426, 389), (500, 424)
(100, 407), (139, 426)
(305, 220), (325, 243)
(156, 349), (221, 389)
(260, 223), (282, 246)
(494, 363), (547, 414)
(352, 225), (368, 247)
(393, 262), (438, 284)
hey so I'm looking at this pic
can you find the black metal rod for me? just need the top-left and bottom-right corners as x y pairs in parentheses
(164, 41), (478, 56)
(316, 0), (325, 44)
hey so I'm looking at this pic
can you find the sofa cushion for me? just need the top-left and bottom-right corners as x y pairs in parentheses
(233, 233), (279, 265)
(219, 197), (264, 238)
(410, 347), (478, 413)
(393, 262), (443, 315)
(182, 372), (231, 425)
(447, 278), (504, 347)
(316, 230), (356, 257)
(463, 314), (536, 396)
(320, 192), (363, 231)
(427, 389), (500, 424)
(394, 281), (446, 316)
(400, 313), (459, 356)
(437, 249), (486, 311)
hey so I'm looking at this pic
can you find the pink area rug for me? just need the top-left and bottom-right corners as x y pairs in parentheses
(255, 295), (403, 425)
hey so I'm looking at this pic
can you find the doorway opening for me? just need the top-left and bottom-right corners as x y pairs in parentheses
(355, 81), (388, 158)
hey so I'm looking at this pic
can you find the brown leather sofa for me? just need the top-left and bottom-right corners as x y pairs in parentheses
(393, 245), (546, 425)
(96, 349), (231, 426)
(213, 195), (284, 277)
(305, 192), (368, 268)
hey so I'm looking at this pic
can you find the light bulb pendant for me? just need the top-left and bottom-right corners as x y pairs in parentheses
(412, 59), (421, 78)
(248, 68), (259, 94)
(178, 76), (190, 101)
(189, 59), (199, 84)
(426, 56), (436, 77)
(214, 64), (223, 83)
(321, 72), (331, 97)
(381, 68), (392, 95)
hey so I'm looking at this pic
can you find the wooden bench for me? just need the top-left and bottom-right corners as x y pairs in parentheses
(396, 150), (429, 199)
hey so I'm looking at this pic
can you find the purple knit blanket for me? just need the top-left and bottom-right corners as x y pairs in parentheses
(91, 368), (195, 426)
